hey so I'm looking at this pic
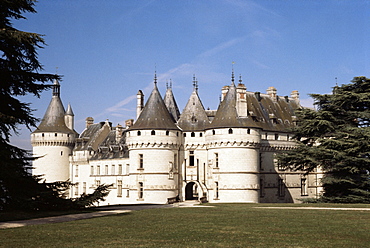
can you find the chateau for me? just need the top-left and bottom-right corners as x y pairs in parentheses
(31, 72), (323, 205)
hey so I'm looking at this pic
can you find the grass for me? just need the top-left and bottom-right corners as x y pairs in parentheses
(1, 203), (370, 247)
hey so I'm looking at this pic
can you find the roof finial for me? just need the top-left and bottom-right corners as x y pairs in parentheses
(335, 77), (338, 86)
(166, 79), (168, 89)
(154, 71), (157, 85)
(192, 74), (198, 91)
(231, 61), (235, 85)
(239, 74), (242, 84)
(170, 79), (172, 89)
(193, 74), (196, 88)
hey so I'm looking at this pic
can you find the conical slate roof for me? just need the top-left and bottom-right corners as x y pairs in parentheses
(177, 88), (210, 131)
(33, 80), (75, 134)
(164, 86), (180, 121)
(65, 103), (74, 116)
(210, 81), (259, 129)
(130, 83), (179, 131)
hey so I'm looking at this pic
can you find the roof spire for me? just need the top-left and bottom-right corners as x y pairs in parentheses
(231, 61), (235, 86)
(52, 78), (60, 97)
(154, 71), (157, 85)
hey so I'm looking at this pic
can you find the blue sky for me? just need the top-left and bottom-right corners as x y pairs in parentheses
(11, 0), (369, 149)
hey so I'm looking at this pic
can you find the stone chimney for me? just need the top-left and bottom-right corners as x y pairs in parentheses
(86, 117), (94, 128)
(125, 119), (134, 129)
(116, 124), (123, 142)
(291, 90), (300, 104)
(266, 86), (277, 101)
(137, 90), (144, 119)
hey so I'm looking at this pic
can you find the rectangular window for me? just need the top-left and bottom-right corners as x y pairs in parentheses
(301, 178), (308, 196)
(90, 165), (94, 175)
(215, 153), (219, 167)
(111, 165), (115, 175)
(126, 164), (130, 175)
(215, 182), (219, 199)
(278, 178), (285, 197)
(97, 165), (100, 175)
(105, 165), (109, 175)
(75, 165), (79, 177)
(117, 180), (122, 197)
(126, 189), (130, 198)
(138, 182), (144, 199)
(118, 164), (122, 175)
(96, 180), (100, 186)
(83, 182), (87, 194)
(74, 184), (79, 196)
(139, 154), (143, 169)
(189, 151), (195, 166)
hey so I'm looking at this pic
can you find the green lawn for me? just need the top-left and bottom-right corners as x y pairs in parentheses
(1, 204), (370, 247)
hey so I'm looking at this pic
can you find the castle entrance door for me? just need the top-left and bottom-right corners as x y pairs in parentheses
(185, 182), (198, 200)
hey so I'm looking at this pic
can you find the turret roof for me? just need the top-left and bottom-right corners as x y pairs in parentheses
(32, 80), (76, 134)
(130, 83), (179, 130)
(163, 85), (180, 121)
(177, 88), (210, 131)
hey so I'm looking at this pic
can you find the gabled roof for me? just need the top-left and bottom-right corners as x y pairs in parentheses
(164, 86), (180, 121)
(130, 83), (179, 130)
(177, 88), (210, 131)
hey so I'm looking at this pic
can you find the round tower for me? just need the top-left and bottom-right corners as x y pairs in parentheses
(206, 76), (261, 203)
(31, 80), (77, 182)
(126, 79), (180, 204)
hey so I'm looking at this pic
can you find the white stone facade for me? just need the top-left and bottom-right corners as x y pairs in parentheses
(32, 76), (323, 205)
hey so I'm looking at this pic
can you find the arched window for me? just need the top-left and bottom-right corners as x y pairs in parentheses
(247, 128), (251, 134)
(228, 128), (233, 134)
(191, 132), (195, 137)
(151, 130), (155, 135)
(212, 130), (215, 135)
(199, 133), (203, 137)
(183, 133), (186, 137)
(137, 131), (141, 136)
(166, 130), (169, 136)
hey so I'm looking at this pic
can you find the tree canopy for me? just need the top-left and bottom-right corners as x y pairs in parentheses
(0, 0), (110, 210)
(278, 77), (370, 203)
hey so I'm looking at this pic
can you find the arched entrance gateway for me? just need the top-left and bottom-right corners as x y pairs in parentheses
(185, 182), (199, 200)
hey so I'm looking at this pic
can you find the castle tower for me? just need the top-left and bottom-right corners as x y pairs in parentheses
(31, 79), (77, 182)
(126, 77), (181, 204)
(177, 76), (210, 201)
(206, 73), (261, 203)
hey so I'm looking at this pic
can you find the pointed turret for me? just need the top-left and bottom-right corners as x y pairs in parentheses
(31, 79), (77, 182)
(65, 103), (74, 131)
(164, 80), (180, 121)
(33, 79), (76, 134)
(178, 76), (210, 131)
(130, 80), (178, 131)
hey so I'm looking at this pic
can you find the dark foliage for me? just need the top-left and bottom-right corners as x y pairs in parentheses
(0, 0), (111, 211)
(278, 77), (370, 203)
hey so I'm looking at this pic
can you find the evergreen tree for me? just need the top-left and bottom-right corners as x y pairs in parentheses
(278, 77), (370, 203)
(0, 1), (111, 210)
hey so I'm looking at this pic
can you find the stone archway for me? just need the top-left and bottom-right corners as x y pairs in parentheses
(185, 182), (198, 200)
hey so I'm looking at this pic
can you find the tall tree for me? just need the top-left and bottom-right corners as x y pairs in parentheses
(0, 1), (112, 211)
(278, 77), (370, 203)
(0, 0), (60, 210)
